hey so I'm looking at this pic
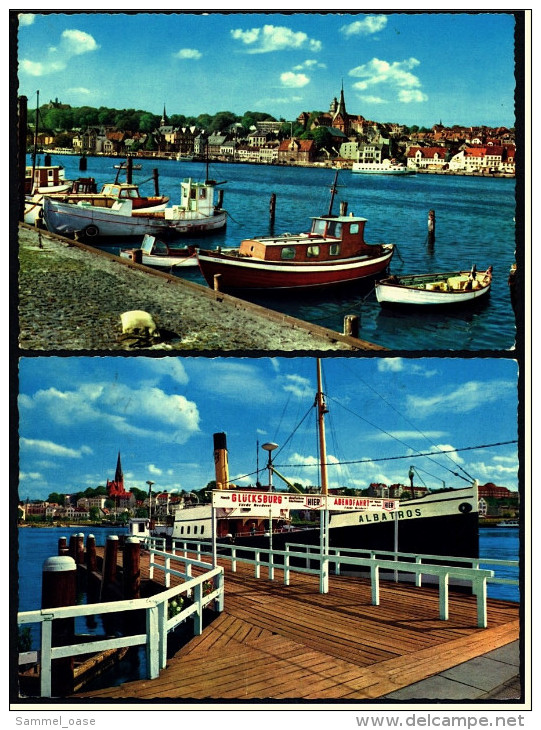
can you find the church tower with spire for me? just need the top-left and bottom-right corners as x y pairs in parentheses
(332, 82), (350, 135)
(160, 104), (168, 127)
(106, 452), (129, 498)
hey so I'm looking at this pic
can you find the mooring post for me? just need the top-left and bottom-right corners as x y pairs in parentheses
(340, 201), (348, 216)
(343, 314), (360, 339)
(269, 193), (276, 226)
(44, 153), (51, 166)
(123, 537), (141, 600)
(58, 536), (68, 556)
(86, 534), (97, 572)
(152, 168), (159, 195)
(68, 534), (78, 561)
(41, 555), (77, 697)
(217, 189), (224, 208)
(214, 273), (222, 292)
(101, 535), (119, 599)
(428, 209), (436, 245)
(75, 533), (85, 566)
(79, 155), (87, 171)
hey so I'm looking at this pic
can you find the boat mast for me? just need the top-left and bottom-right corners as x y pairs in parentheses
(327, 169), (339, 217)
(316, 358), (328, 495)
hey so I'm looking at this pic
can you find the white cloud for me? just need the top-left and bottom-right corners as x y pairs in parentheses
(359, 95), (388, 104)
(377, 359), (404, 372)
(20, 437), (92, 458)
(341, 15), (388, 37)
(350, 56), (427, 105)
(174, 48), (202, 60)
(67, 87), (91, 95)
(231, 25), (321, 54)
(18, 13), (35, 26)
(406, 380), (516, 416)
(280, 374), (313, 399)
(148, 464), (163, 475)
(19, 27), (99, 77)
(292, 59), (326, 71)
(280, 71), (310, 88)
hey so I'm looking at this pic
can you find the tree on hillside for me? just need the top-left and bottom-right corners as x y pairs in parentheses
(73, 106), (100, 128)
(209, 111), (238, 133)
(47, 492), (65, 505)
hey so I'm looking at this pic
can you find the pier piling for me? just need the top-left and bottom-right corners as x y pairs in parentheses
(428, 209), (436, 246)
(123, 537), (141, 600)
(58, 536), (68, 556)
(101, 535), (119, 600)
(343, 314), (360, 339)
(41, 556), (77, 696)
(269, 193), (276, 226)
(152, 168), (159, 195)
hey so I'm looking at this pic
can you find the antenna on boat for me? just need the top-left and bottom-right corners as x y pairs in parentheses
(316, 358), (329, 495)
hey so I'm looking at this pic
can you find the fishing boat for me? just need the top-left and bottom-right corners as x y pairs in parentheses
(375, 266), (493, 306)
(133, 360), (479, 561)
(197, 173), (394, 291)
(42, 176), (227, 240)
(119, 233), (199, 268)
(351, 160), (415, 175)
(24, 181), (169, 226)
(25, 165), (73, 195)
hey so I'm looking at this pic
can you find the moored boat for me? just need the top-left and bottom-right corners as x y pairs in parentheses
(496, 519), (519, 528)
(25, 165), (73, 195)
(375, 266), (493, 306)
(42, 176), (227, 240)
(351, 160), (415, 175)
(119, 233), (199, 268)
(197, 173), (394, 291)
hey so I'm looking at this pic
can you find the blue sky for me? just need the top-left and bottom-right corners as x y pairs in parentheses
(18, 357), (519, 501)
(16, 11), (517, 128)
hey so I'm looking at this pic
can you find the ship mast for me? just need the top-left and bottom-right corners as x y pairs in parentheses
(327, 169), (339, 217)
(316, 358), (328, 495)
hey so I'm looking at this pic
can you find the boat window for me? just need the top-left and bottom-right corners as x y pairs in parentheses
(329, 243), (341, 256)
(326, 221), (342, 238)
(307, 245), (320, 258)
(200, 526), (204, 535)
(350, 223), (359, 234)
(127, 188), (138, 199)
(311, 219), (327, 236)
(154, 240), (168, 254)
(194, 525), (198, 534)
(190, 189), (197, 199)
(281, 247), (296, 260)
(180, 526), (184, 534)
(198, 188), (207, 199)
(187, 525), (191, 534)
(138, 523), (146, 533)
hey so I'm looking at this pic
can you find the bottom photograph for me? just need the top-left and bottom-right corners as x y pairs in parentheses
(15, 355), (523, 705)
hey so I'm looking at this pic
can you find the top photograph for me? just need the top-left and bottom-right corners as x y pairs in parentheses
(14, 11), (524, 353)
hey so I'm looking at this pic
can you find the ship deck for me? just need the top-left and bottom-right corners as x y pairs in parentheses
(73, 549), (520, 702)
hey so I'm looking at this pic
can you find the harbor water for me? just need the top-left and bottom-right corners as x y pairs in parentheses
(28, 154), (518, 351)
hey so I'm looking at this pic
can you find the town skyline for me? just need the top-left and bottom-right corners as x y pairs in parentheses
(16, 11), (518, 129)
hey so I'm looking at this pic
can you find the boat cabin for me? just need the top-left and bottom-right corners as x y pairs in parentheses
(25, 165), (68, 194)
(238, 214), (375, 263)
(180, 178), (217, 217)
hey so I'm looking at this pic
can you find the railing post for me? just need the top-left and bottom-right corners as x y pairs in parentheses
(146, 604), (160, 679)
(371, 563), (380, 605)
(164, 556), (171, 588)
(269, 549), (274, 581)
(320, 555), (329, 594)
(255, 551), (260, 578)
(158, 599), (167, 670)
(475, 576), (488, 628)
(215, 570), (224, 612)
(231, 546), (237, 573)
(334, 549), (341, 577)
(40, 615), (53, 698)
(439, 572), (449, 620)
(194, 581), (203, 636)
(415, 557), (422, 587)
(284, 551), (290, 586)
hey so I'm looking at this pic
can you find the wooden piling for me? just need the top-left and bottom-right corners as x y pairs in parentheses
(41, 556), (77, 696)
(214, 274), (222, 292)
(152, 168), (159, 195)
(58, 536), (68, 556)
(126, 156), (133, 184)
(123, 537), (141, 600)
(343, 314), (360, 339)
(79, 155), (87, 171)
(44, 153), (51, 166)
(101, 535), (119, 600)
(68, 534), (78, 561)
(340, 201), (348, 216)
(269, 193), (276, 226)
(428, 209), (436, 245)
(75, 533), (85, 566)
(86, 534), (97, 572)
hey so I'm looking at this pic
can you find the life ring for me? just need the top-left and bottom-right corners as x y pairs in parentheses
(84, 224), (99, 238)
(458, 502), (472, 514)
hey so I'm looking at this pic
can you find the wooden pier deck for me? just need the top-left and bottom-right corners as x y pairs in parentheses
(74, 551), (520, 702)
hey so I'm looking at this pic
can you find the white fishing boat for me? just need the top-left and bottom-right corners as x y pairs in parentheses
(119, 234), (199, 268)
(42, 176), (227, 240)
(351, 160), (415, 175)
(496, 519), (519, 528)
(375, 266), (493, 306)
(25, 165), (73, 195)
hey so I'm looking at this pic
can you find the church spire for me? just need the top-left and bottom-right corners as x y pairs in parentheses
(114, 451), (123, 485)
(161, 104), (167, 127)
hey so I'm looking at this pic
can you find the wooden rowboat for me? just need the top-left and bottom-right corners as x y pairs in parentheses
(375, 266), (493, 306)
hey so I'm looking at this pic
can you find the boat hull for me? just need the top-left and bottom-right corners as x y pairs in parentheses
(119, 249), (199, 268)
(197, 245), (394, 290)
(376, 270), (492, 306)
(351, 165), (415, 175)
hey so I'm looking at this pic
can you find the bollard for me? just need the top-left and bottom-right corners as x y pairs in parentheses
(152, 168), (160, 195)
(123, 537), (141, 600)
(214, 273), (222, 292)
(79, 155), (87, 171)
(269, 193), (276, 226)
(68, 534), (78, 561)
(41, 556), (77, 696)
(343, 314), (360, 339)
(58, 536), (68, 556)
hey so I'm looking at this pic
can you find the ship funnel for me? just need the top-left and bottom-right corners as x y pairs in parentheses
(213, 432), (229, 490)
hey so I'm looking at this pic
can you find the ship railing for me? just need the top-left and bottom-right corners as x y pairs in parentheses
(287, 543), (519, 590)
(17, 556), (224, 698)
(170, 538), (493, 628)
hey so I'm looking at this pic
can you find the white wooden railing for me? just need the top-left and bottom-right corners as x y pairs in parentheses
(170, 538), (496, 627)
(18, 551), (224, 698)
